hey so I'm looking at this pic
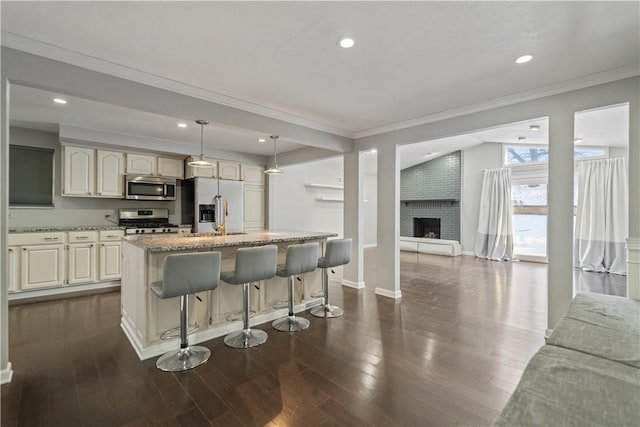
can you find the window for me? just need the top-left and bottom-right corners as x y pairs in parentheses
(9, 145), (55, 207)
(512, 183), (547, 257)
(504, 145), (608, 166)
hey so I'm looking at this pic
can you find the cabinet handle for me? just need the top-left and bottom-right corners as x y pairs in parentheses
(106, 235), (119, 238)
(75, 236), (89, 240)
(23, 248), (27, 251)
(101, 244), (105, 247)
(90, 244), (94, 247)
(8, 248), (13, 252)
(44, 237), (60, 241)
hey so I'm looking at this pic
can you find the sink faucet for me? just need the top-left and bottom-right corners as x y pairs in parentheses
(215, 198), (228, 236)
(215, 223), (227, 236)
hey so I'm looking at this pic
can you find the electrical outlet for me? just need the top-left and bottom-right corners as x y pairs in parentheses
(337, 176), (344, 184)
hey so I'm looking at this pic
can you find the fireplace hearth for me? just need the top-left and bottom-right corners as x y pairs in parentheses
(414, 218), (441, 239)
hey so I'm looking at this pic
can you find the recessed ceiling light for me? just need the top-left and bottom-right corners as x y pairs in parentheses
(370, 148), (377, 153)
(515, 54), (533, 64)
(258, 138), (266, 143)
(339, 38), (355, 48)
(574, 137), (584, 143)
(177, 123), (187, 128)
(518, 136), (527, 141)
(53, 98), (67, 104)
(529, 124), (540, 131)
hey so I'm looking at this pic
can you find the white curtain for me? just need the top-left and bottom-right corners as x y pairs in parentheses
(475, 168), (514, 261)
(574, 158), (628, 275)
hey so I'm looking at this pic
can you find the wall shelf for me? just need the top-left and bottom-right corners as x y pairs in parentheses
(401, 198), (459, 206)
(305, 183), (344, 190)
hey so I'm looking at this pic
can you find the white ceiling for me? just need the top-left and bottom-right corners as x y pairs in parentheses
(2, 1), (638, 137)
(399, 103), (629, 169)
(9, 84), (305, 156)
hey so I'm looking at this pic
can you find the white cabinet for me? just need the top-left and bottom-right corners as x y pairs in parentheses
(21, 244), (65, 290)
(126, 153), (156, 176)
(241, 164), (265, 185)
(67, 231), (97, 284)
(96, 150), (125, 197)
(185, 157), (217, 179)
(218, 160), (241, 180)
(63, 146), (95, 196)
(98, 230), (124, 281)
(8, 247), (19, 292)
(157, 157), (184, 178)
(244, 186), (265, 230)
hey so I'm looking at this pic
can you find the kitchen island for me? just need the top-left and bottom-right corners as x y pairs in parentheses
(120, 230), (337, 359)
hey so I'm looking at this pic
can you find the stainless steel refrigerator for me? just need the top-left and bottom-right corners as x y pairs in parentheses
(194, 178), (244, 233)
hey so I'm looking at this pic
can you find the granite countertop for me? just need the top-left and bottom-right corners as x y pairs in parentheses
(9, 225), (126, 233)
(124, 230), (337, 253)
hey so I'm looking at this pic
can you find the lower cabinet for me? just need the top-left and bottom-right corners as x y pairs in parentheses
(68, 242), (97, 284)
(7, 247), (19, 292)
(99, 241), (122, 281)
(21, 244), (66, 290)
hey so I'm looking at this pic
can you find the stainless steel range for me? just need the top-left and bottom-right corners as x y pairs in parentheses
(119, 208), (179, 235)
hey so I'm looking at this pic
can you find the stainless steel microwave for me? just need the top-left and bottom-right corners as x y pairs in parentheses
(125, 175), (176, 201)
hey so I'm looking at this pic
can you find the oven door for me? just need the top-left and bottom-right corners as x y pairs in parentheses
(125, 176), (176, 200)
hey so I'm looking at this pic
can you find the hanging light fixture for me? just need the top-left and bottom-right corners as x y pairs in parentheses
(187, 120), (215, 167)
(264, 135), (284, 175)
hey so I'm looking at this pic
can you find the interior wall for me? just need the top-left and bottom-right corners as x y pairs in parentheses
(363, 172), (377, 247)
(268, 156), (344, 238)
(460, 142), (503, 253)
(8, 127), (180, 227)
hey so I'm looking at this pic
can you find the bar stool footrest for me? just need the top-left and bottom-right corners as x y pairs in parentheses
(225, 310), (256, 322)
(310, 304), (344, 318)
(160, 323), (199, 340)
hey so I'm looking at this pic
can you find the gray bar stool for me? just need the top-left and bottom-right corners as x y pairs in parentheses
(151, 251), (221, 372)
(272, 242), (319, 332)
(311, 238), (352, 318)
(222, 245), (278, 349)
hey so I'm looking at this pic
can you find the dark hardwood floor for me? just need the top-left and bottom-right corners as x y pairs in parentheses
(2, 251), (553, 426)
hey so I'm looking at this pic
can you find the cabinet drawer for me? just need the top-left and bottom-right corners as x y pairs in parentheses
(99, 230), (125, 241)
(9, 232), (65, 246)
(68, 231), (98, 242)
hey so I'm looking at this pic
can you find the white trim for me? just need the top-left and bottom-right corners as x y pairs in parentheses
(461, 250), (475, 256)
(1, 32), (353, 139)
(545, 329), (553, 340)
(355, 64), (639, 138)
(341, 279), (365, 289)
(0, 362), (13, 384)
(627, 238), (640, 300)
(121, 299), (322, 360)
(363, 244), (377, 249)
(375, 287), (402, 299)
(8, 281), (120, 302)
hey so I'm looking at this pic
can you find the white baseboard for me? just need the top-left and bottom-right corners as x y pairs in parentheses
(341, 279), (365, 289)
(627, 237), (640, 300)
(1, 362), (13, 384)
(375, 287), (402, 299)
(363, 244), (377, 249)
(545, 328), (553, 340)
(9, 281), (120, 302)
(461, 251), (475, 256)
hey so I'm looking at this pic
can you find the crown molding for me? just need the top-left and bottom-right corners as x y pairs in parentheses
(1, 31), (354, 139)
(354, 63), (640, 139)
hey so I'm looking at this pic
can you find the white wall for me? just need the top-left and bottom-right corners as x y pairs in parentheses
(268, 156), (344, 237)
(363, 172), (378, 247)
(460, 143), (502, 253)
(8, 127), (179, 227)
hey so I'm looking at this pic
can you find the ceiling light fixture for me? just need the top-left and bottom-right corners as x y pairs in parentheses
(370, 149), (377, 153)
(258, 138), (266, 143)
(178, 123), (187, 128)
(339, 38), (355, 48)
(518, 136), (527, 141)
(529, 124), (540, 131)
(515, 54), (533, 64)
(264, 135), (284, 175)
(53, 98), (67, 104)
(187, 120), (215, 167)
(574, 137), (584, 143)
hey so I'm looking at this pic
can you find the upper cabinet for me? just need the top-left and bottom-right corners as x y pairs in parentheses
(218, 160), (241, 181)
(185, 157), (217, 179)
(126, 153), (156, 176)
(63, 146), (95, 196)
(157, 157), (184, 179)
(96, 150), (125, 197)
(241, 164), (265, 186)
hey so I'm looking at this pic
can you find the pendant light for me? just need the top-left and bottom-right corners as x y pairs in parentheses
(264, 135), (284, 175)
(187, 120), (215, 167)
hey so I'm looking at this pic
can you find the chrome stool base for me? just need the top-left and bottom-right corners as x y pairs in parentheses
(310, 304), (344, 318)
(272, 315), (310, 332)
(224, 329), (268, 349)
(156, 345), (211, 372)
(160, 323), (199, 340)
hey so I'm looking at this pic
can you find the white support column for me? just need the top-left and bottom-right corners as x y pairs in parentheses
(627, 97), (640, 300)
(342, 150), (365, 289)
(375, 143), (401, 298)
(547, 110), (575, 331)
(1, 75), (12, 384)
